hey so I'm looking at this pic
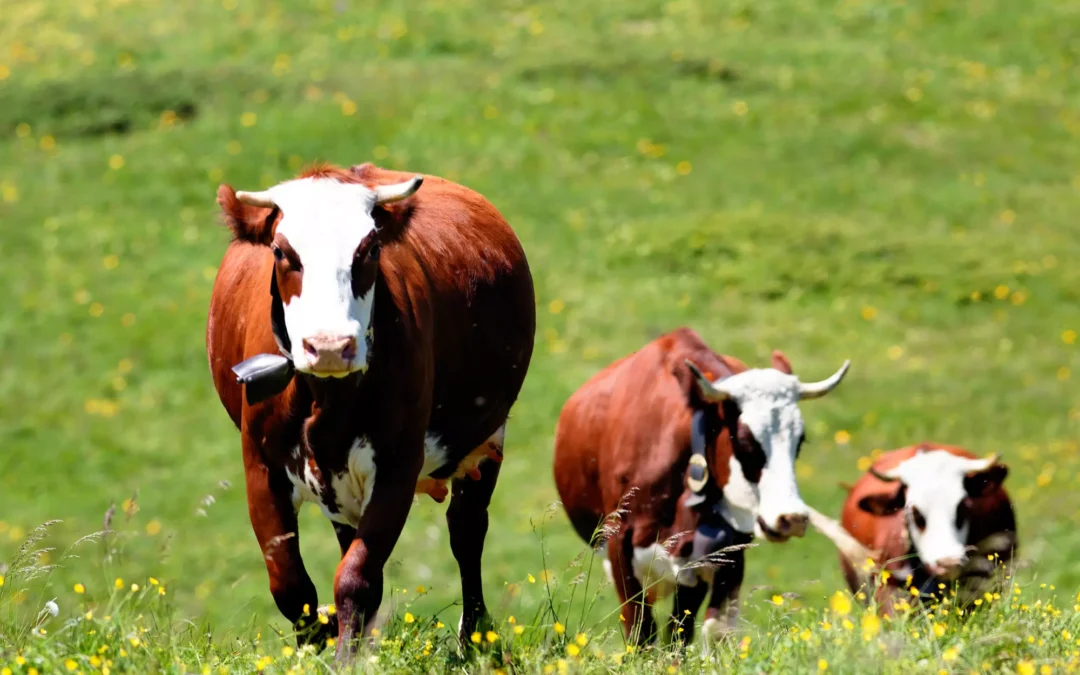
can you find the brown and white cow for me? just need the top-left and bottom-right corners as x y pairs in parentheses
(206, 163), (535, 658)
(552, 327), (850, 644)
(810, 443), (1016, 612)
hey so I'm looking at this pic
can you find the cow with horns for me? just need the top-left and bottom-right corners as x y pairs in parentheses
(552, 328), (850, 644)
(809, 443), (1016, 612)
(206, 163), (535, 658)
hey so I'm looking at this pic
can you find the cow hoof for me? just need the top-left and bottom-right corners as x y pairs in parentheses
(701, 617), (734, 644)
(295, 608), (337, 650)
(457, 609), (495, 646)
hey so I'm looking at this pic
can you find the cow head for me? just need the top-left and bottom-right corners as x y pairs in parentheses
(858, 448), (1008, 579)
(685, 352), (850, 543)
(218, 171), (422, 377)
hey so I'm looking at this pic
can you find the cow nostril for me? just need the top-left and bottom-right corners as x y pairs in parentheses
(776, 515), (791, 533)
(302, 338), (319, 358)
(341, 337), (357, 362)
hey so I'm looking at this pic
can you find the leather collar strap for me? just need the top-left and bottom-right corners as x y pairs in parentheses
(685, 409), (712, 508)
(229, 272), (296, 405)
(269, 273), (291, 357)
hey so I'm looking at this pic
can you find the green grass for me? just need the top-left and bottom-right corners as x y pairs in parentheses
(2, 0), (1079, 671)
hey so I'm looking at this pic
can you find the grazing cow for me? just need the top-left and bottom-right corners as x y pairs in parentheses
(552, 327), (850, 644)
(810, 443), (1016, 612)
(206, 163), (535, 658)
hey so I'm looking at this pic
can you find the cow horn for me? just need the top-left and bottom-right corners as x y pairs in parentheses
(962, 453), (999, 473)
(685, 360), (730, 402)
(373, 176), (423, 205)
(235, 190), (276, 208)
(869, 465), (901, 483)
(806, 506), (879, 574)
(798, 360), (851, 400)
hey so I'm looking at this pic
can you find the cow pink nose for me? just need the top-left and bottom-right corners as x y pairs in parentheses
(927, 557), (964, 577)
(775, 513), (809, 538)
(301, 335), (357, 372)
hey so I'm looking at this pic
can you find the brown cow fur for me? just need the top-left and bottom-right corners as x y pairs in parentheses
(838, 443), (1016, 613)
(206, 163), (535, 657)
(553, 327), (798, 645)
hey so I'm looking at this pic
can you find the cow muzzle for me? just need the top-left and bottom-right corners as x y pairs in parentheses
(758, 513), (809, 542)
(925, 556), (965, 579)
(300, 334), (359, 376)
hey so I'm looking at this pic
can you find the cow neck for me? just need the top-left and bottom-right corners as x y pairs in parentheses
(298, 375), (365, 462)
(684, 408), (754, 545)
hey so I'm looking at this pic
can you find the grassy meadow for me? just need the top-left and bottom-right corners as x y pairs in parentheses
(2, 0), (1080, 671)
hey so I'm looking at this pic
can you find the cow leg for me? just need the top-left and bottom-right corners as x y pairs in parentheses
(242, 443), (332, 646)
(446, 435), (503, 643)
(608, 528), (657, 645)
(334, 523), (357, 555)
(333, 453), (420, 661)
(701, 548), (744, 643)
(669, 579), (709, 645)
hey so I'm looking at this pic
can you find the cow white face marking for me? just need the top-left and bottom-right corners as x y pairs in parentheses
(264, 177), (382, 376)
(689, 357), (849, 542)
(707, 369), (810, 541)
(865, 449), (1004, 577)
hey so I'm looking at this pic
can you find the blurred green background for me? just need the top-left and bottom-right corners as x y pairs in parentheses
(1, 0), (1078, 640)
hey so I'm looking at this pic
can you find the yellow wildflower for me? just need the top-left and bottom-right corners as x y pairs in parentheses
(114, 578), (124, 590)
(566, 644), (580, 657)
(74, 583), (85, 594)
(486, 631), (498, 643)
(404, 613), (415, 624)
(470, 632), (481, 644)
(576, 633), (588, 647)
(830, 591), (851, 616)
(554, 622), (565, 634)
(772, 595), (784, 606)
(819, 659), (829, 671)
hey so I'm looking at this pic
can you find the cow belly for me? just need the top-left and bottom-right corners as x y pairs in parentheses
(598, 543), (706, 601)
(286, 427), (505, 524)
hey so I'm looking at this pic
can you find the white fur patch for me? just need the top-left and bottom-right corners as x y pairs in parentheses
(263, 177), (381, 375)
(701, 616), (730, 640)
(330, 437), (378, 527)
(718, 456), (758, 534)
(285, 452), (323, 513)
(420, 433), (450, 478)
(286, 438), (378, 526)
(702, 368), (810, 537)
(631, 544), (704, 600)
(887, 449), (981, 569)
(597, 543), (711, 601)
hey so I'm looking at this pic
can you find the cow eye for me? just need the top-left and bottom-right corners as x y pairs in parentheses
(272, 246), (284, 261)
(370, 243), (380, 260)
(911, 507), (927, 531)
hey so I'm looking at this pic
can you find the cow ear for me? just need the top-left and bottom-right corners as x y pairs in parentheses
(217, 184), (277, 246)
(857, 486), (906, 516)
(963, 463), (1008, 498)
(771, 349), (793, 374)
